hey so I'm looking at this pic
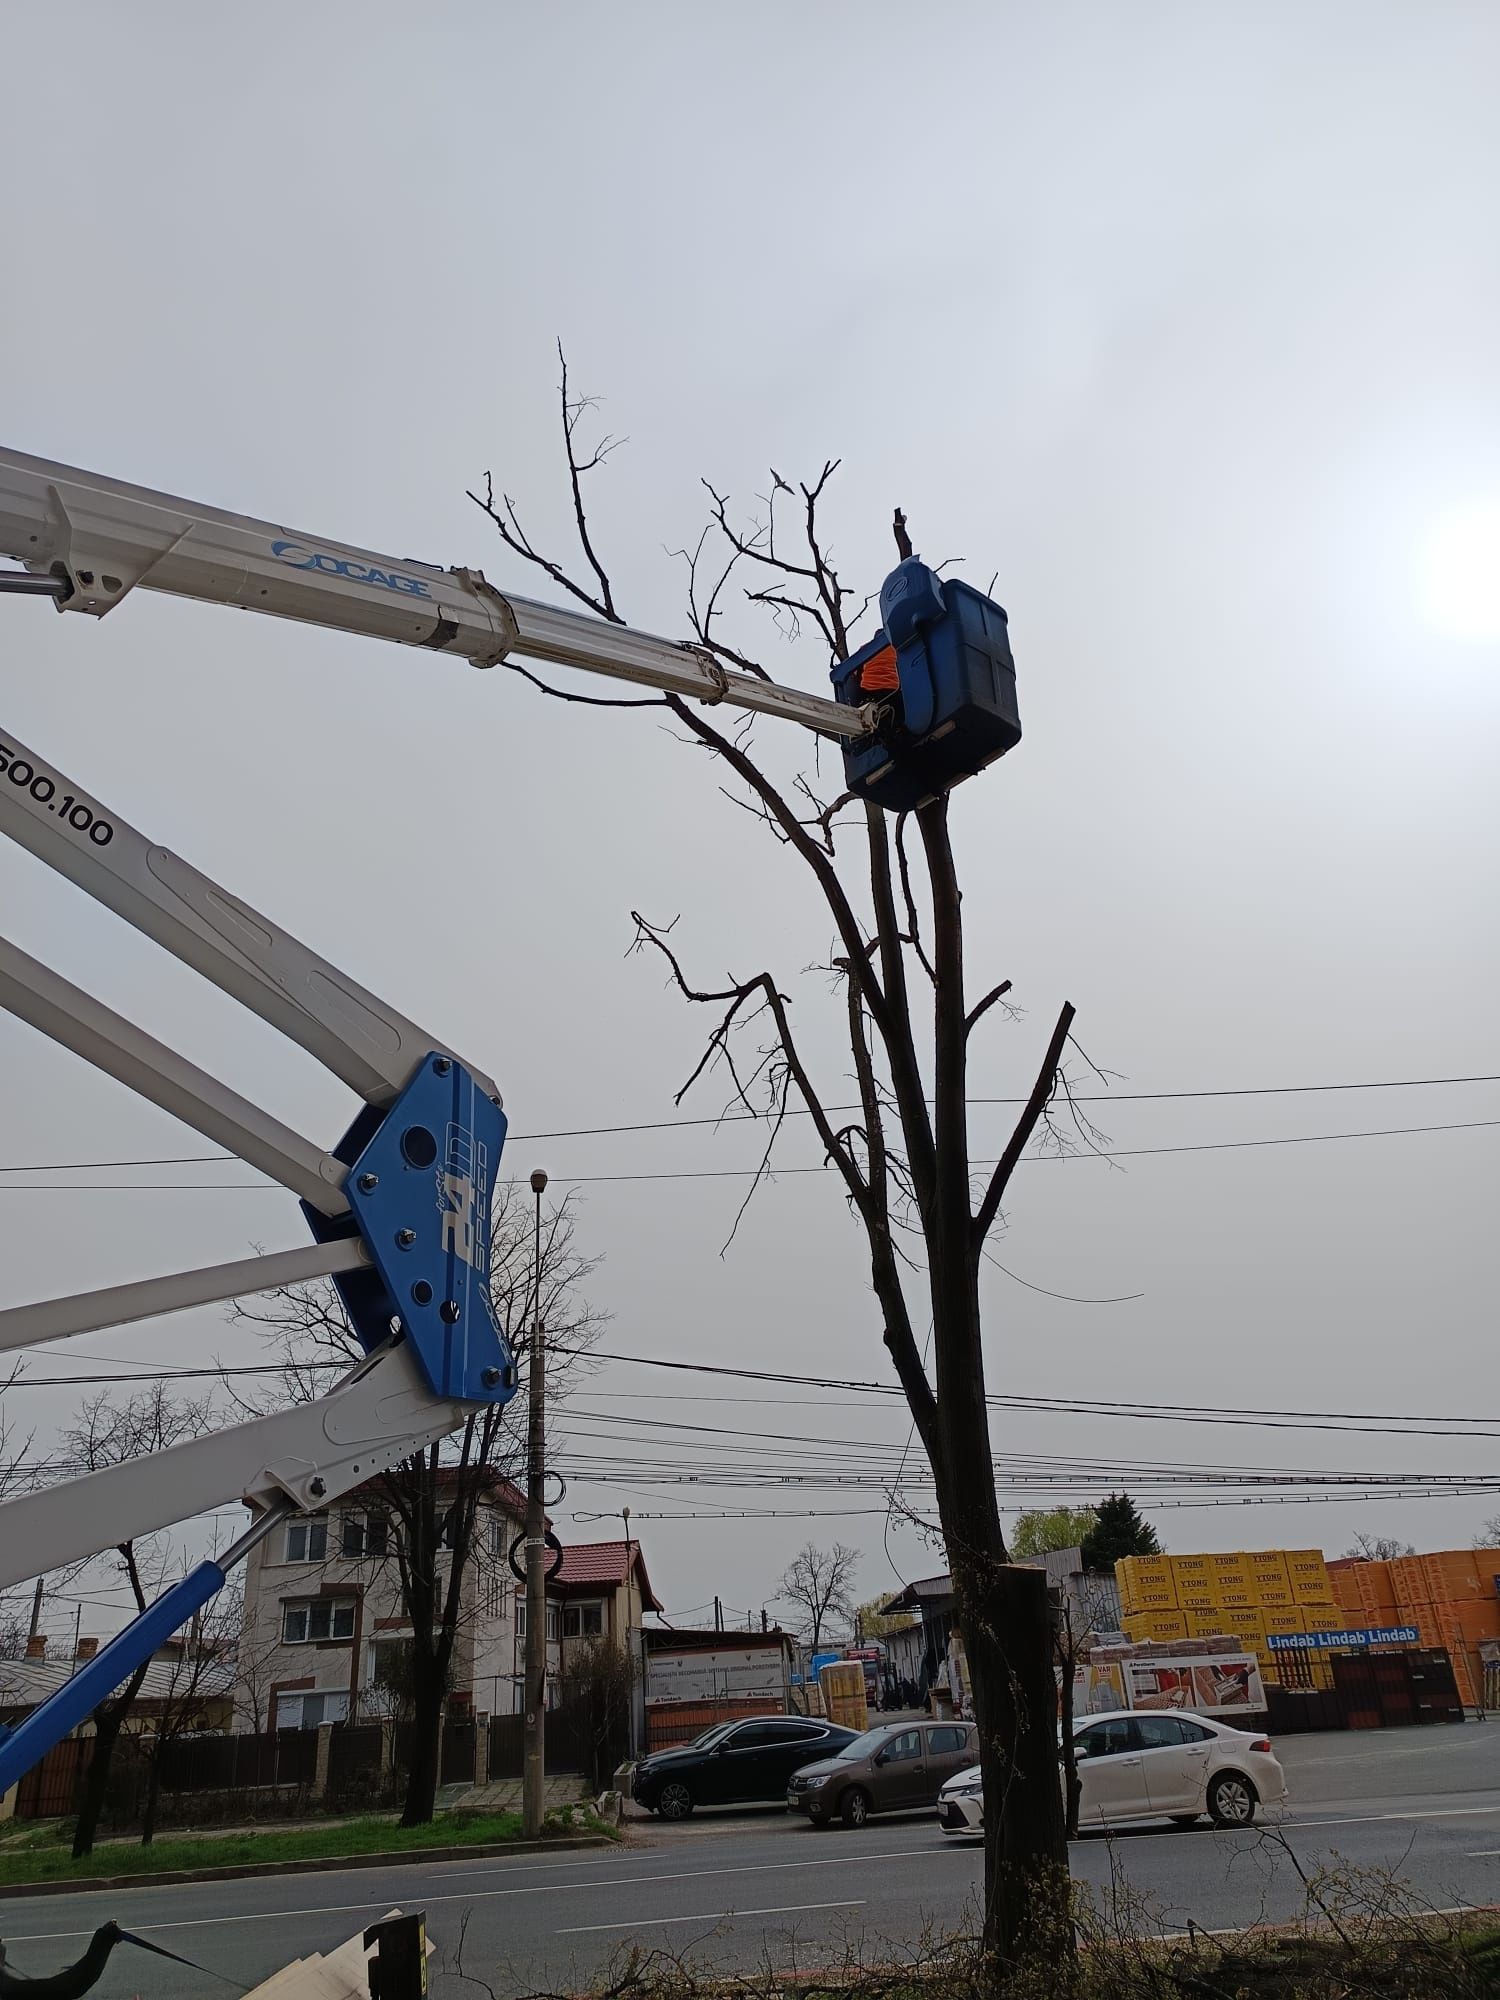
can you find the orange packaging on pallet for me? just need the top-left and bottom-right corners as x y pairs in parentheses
(1354, 1562), (1398, 1608)
(1426, 1549), (1500, 1604)
(1391, 1556), (1430, 1603)
(1330, 1568), (1367, 1616)
(1448, 1602), (1500, 1644)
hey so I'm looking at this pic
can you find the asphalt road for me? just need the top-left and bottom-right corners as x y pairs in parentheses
(4, 1729), (1498, 1997)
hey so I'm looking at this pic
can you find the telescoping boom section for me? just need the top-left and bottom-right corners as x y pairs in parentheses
(0, 708), (518, 1797)
(0, 445), (1025, 1796)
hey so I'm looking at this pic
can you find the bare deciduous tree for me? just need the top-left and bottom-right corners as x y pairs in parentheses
(471, 360), (1087, 1956)
(55, 1384), (215, 1858)
(558, 1633), (636, 1795)
(777, 1543), (860, 1654)
(135, 1583), (243, 1845)
(232, 1181), (606, 1825)
(1343, 1534), (1416, 1562)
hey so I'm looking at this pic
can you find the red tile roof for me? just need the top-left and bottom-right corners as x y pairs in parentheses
(553, 1540), (661, 1611)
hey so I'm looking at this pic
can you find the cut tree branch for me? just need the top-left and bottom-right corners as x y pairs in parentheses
(972, 1000), (1076, 1249)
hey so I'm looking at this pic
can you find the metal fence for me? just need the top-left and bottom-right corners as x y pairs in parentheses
(13, 1729), (320, 1825)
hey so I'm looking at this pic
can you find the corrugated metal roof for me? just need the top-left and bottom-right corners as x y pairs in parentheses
(0, 1653), (234, 1712)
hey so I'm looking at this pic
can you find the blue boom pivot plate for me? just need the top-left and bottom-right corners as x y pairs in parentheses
(304, 1053), (518, 1404)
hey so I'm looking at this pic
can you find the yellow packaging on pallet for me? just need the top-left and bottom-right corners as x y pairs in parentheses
(1122, 1611), (1188, 1643)
(1247, 1553), (1291, 1589)
(1285, 1551), (1332, 1599)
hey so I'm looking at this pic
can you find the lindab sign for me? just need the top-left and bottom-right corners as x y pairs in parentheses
(1266, 1626), (1420, 1651)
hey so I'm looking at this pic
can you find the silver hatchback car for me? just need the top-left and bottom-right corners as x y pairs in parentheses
(788, 1719), (978, 1828)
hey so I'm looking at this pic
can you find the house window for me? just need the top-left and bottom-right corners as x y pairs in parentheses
(277, 1690), (349, 1731)
(369, 1636), (413, 1692)
(282, 1599), (356, 1644)
(341, 1513), (388, 1560)
(484, 1574), (502, 1619)
(562, 1603), (603, 1639)
(516, 1602), (560, 1641)
(284, 1516), (328, 1564)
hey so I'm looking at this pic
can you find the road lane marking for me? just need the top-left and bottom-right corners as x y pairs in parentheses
(1291, 1807), (1500, 1829)
(0, 1847), (944, 1943)
(559, 1900), (866, 1935)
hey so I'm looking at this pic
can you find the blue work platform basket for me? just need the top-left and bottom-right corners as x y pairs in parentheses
(830, 563), (1021, 812)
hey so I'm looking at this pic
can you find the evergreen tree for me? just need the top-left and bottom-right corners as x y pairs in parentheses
(1082, 1491), (1161, 1570)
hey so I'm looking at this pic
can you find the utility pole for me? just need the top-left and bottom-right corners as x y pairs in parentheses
(714, 1596), (722, 1632)
(28, 1575), (44, 1639)
(522, 1167), (549, 1841)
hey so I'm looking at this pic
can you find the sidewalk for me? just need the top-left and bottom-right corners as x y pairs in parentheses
(435, 1775), (588, 1813)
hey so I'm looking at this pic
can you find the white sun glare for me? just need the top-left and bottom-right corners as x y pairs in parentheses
(1419, 502), (1500, 642)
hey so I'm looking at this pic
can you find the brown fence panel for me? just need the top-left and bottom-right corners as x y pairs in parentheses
(485, 1706), (587, 1778)
(441, 1719), (476, 1786)
(327, 1722), (385, 1806)
(15, 1736), (90, 1820)
(645, 1697), (781, 1753)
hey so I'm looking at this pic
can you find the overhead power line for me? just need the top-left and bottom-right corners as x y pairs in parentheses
(2, 1115), (1499, 1192)
(3, 1071), (1498, 1176)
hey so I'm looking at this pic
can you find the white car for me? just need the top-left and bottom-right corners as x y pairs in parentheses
(937, 1710), (1287, 1837)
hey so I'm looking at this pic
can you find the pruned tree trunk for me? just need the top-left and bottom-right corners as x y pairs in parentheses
(470, 379), (1093, 1964)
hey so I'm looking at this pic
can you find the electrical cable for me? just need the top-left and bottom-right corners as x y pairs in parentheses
(7, 1069), (1495, 1171)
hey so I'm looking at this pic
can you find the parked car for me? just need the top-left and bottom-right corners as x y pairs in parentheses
(786, 1719), (978, 1828)
(631, 1716), (858, 1819)
(936, 1710), (1287, 1838)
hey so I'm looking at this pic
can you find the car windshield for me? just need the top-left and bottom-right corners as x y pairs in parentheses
(689, 1723), (736, 1750)
(834, 1727), (894, 1761)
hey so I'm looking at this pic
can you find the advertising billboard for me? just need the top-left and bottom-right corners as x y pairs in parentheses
(1122, 1652), (1265, 1714)
(644, 1646), (786, 1704)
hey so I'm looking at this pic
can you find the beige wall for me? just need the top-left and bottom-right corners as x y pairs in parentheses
(234, 1497), (522, 1730)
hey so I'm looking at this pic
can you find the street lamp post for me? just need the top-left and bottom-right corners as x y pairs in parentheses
(522, 1167), (548, 1840)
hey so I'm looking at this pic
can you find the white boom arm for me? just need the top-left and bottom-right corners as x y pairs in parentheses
(0, 710), (518, 1794)
(0, 447), (873, 739)
(0, 441), (877, 1799)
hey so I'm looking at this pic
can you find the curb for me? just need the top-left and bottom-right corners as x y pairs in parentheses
(0, 1832), (615, 1901)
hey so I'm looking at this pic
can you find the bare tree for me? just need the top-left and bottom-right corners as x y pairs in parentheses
(0, 1383), (32, 1659)
(54, 1384), (215, 1858)
(557, 1634), (636, 1794)
(1477, 1518), (1500, 1550)
(232, 1181), (606, 1824)
(469, 360), (1089, 1959)
(135, 1584), (242, 1845)
(1343, 1534), (1416, 1561)
(777, 1544), (860, 1654)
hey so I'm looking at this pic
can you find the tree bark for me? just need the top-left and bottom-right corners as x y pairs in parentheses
(69, 1672), (145, 1860)
(954, 1557), (1071, 1962)
(140, 1738), (163, 1846)
(400, 1702), (443, 1828)
(1058, 1633), (1082, 1840)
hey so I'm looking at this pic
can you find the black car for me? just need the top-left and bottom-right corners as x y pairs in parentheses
(631, 1716), (858, 1818)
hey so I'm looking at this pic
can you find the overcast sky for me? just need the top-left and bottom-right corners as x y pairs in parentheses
(2, 3), (1498, 1643)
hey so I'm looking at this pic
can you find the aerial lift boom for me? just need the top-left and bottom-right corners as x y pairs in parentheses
(0, 445), (1019, 1797)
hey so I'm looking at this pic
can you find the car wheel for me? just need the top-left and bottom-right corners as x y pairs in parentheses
(1206, 1772), (1257, 1829)
(1169, 1814), (1201, 1828)
(840, 1786), (872, 1829)
(656, 1781), (694, 1821)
